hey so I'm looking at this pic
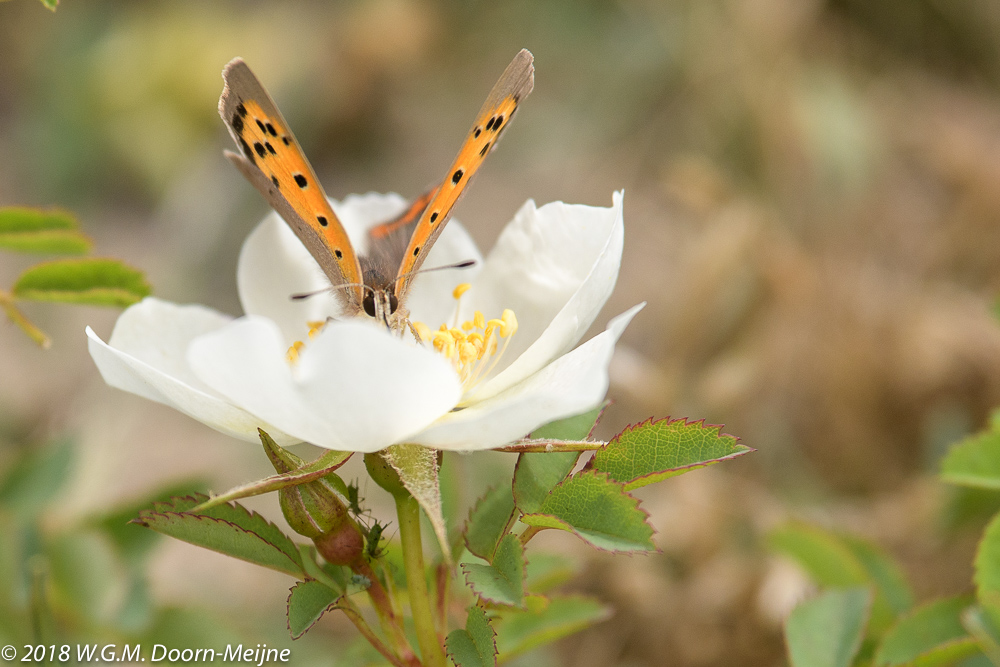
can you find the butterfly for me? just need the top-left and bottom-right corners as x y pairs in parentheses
(218, 50), (534, 331)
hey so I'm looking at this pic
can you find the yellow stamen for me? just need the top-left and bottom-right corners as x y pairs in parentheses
(452, 283), (471, 300)
(286, 340), (305, 364)
(415, 302), (518, 394)
(307, 320), (326, 339)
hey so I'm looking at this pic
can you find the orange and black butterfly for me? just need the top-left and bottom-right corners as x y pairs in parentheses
(218, 50), (534, 329)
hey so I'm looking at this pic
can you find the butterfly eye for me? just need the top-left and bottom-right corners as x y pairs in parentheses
(363, 291), (376, 318)
(389, 293), (399, 314)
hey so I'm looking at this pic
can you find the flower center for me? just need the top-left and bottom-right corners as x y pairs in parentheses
(283, 284), (518, 394)
(411, 283), (518, 394)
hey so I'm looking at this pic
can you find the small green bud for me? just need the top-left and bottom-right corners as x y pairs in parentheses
(257, 429), (364, 563)
(364, 452), (408, 498)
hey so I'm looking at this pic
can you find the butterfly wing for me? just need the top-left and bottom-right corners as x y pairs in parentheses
(219, 58), (364, 313)
(389, 49), (535, 300)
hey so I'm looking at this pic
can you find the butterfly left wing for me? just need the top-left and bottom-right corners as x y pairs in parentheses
(389, 49), (535, 300)
(219, 58), (365, 314)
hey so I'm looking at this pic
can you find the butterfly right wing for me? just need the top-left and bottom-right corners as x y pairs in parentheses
(219, 58), (364, 314)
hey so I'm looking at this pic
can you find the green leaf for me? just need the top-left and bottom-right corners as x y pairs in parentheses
(786, 587), (872, 667)
(591, 417), (753, 490)
(874, 596), (979, 667)
(465, 484), (517, 561)
(0, 439), (74, 518)
(462, 534), (526, 608)
(942, 431), (1000, 490)
(93, 479), (207, 565)
(771, 523), (911, 633)
(286, 580), (342, 639)
(382, 443), (451, 563)
(494, 594), (611, 661)
(446, 606), (497, 667)
(134, 494), (304, 577)
(39, 0), (58, 10)
(513, 451), (580, 515)
(14, 258), (151, 307)
(520, 471), (655, 553)
(0, 207), (90, 254)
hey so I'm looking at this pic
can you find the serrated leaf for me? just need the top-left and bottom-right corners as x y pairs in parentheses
(494, 594), (611, 661)
(382, 443), (451, 563)
(770, 522), (909, 633)
(462, 534), (526, 608)
(513, 450), (580, 515)
(0, 439), (74, 517)
(446, 606), (497, 667)
(0, 208), (88, 255)
(14, 258), (151, 307)
(466, 485), (517, 561)
(942, 431), (1000, 490)
(786, 587), (872, 667)
(591, 417), (752, 490)
(874, 596), (979, 667)
(135, 494), (303, 577)
(287, 580), (342, 639)
(520, 471), (654, 553)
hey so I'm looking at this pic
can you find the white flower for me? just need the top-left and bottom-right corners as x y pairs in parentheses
(87, 191), (640, 453)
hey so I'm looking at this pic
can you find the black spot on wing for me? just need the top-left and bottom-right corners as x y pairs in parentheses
(265, 122), (277, 137)
(479, 142), (490, 157)
(334, 249), (343, 259)
(236, 103), (248, 118)
(294, 174), (308, 188)
(430, 211), (439, 223)
(485, 117), (496, 131)
(492, 114), (504, 131)
(271, 175), (280, 189)
(282, 136), (290, 146)
(255, 119), (266, 133)
(265, 142), (276, 155)
(240, 138), (256, 165)
(254, 142), (266, 158)
(452, 169), (463, 184)
(317, 215), (328, 227)
(474, 127), (481, 138)
(231, 113), (244, 135)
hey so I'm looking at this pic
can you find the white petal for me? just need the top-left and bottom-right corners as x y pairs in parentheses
(86, 297), (295, 444)
(463, 191), (625, 402)
(236, 192), (480, 340)
(414, 303), (644, 451)
(188, 317), (462, 452)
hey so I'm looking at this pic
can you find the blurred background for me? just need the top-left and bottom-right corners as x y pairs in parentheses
(3, 0), (1000, 664)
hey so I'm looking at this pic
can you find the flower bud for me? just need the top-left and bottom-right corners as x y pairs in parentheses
(364, 452), (408, 498)
(258, 429), (364, 564)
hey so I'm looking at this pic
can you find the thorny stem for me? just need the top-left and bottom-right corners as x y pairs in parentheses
(351, 558), (416, 663)
(396, 494), (447, 667)
(338, 598), (412, 667)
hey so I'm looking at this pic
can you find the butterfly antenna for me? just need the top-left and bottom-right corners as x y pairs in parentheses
(291, 282), (376, 301)
(390, 259), (477, 288)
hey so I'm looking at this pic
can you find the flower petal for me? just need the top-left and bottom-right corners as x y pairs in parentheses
(188, 317), (462, 452)
(463, 191), (625, 402)
(414, 303), (644, 451)
(237, 192), (481, 341)
(86, 297), (295, 444)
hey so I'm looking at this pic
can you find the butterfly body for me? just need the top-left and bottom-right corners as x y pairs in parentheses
(219, 51), (534, 331)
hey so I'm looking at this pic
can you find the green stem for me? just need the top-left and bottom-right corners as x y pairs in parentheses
(338, 599), (411, 667)
(396, 494), (447, 667)
(519, 525), (543, 546)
